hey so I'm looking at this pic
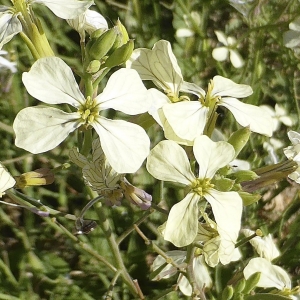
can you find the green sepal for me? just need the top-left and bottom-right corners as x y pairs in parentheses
(234, 279), (246, 293)
(213, 177), (235, 192)
(238, 191), (261, 206)
(242, 272), (261, 294)
(227, 127), (251, 159)
(232, 170), (259, 183)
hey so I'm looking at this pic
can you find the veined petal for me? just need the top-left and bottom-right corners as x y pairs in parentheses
(212, 76), (253, 98)
(95, 69), (150, 114)
(13, 106), (81, 154)
(164, 193), (200, 247)
(30, 0), (94, 19)
(205, 189), (242, 265)
(146, 140), (195, 185)
(193, 135), (235, 179)
(0, 9), (22, 50)
(92, 118), (150, 174)
(180, 81), (205, 97)
(0, 163), (16, 197)
(244, 257), (291, 290)
(229, 49), (244, 68)
(22, 57), (85, 107)
(163, 101), (209, 141)
(212, 47), (229, 62)
(126, 40), (183, 94)
(220, 97), (273, 137)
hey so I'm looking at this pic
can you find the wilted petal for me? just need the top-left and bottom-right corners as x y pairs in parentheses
(212, 76), (253, 98)
(127, 40), (183, 94)
(95, 68), (150, 114)
(220, 97), (273, 137)
(0, 9), (22, 50)
(193, 135), (235, 179)
(212, 47), (229, 62)
(13, 106), (81, 154)
(92, 118), (150, 174)
(205, 189), (243, 265)
(164, 193), (200, 247)
(0, 163), (15, 197)
(22, 57), (85, 107)
(31, 0), (94, 19)
(146, 140), (195, 185)
(244, 257), (291, 290)
(163, 101), (209, 141)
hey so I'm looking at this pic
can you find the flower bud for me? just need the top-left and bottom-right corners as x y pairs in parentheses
(102, 39), (134, 68)
(89, 27), (118, 60)
(221, 285), (234, 300)
(121, 178), (152, 210)
(242, 272), (261, 294)
(227, 127), (251, 159)
(15, 168), (54, 189)
(86, 60), (101, 73)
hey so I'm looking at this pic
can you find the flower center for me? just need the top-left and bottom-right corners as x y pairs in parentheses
(78, 96), (100, 128)
(190, 178), (214, 196)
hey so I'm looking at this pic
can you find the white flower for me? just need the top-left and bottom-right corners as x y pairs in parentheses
(13, 57), (151, 174)
(0, 6), (22, 50)
(284, 17), (300, 49)
(242, 229), (291, 290)
(152, 251), (212, 296)
(163, 75), (273, 142)
(0, 163), (15, 197)
(260, 104), (295, 132)
(67, 9), (108, 41)
(146, 136), (243, 264)
(212, 31), (244, 68)
(283, 131), (300, 183)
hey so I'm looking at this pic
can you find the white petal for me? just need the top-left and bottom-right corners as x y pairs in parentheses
(163, 101), (208, 141)
(0, 163), (15, 197)
(176, 28), (194, 38)
(289, 17), (300, 31)
(0, 10), (22, 50)
(82, 9), (108, 34)
(229, 49), (244, 68)
(193, 135), (235, 179)
(205, 189), (243, 265)
(126, 40), (183, 94)
(30, 0), (94, 19)
(180, 81), (205, 97)
(164, 193), (200, 247)
(244, 257), (291, 290)
(147, 88), (170, 126)
(0, 56), (17, 73)
(95, 69), (150, 114)
(288, 130), (300, 145)
(214, 31), (229, 45)
(146, 140), (195, 185)
(92, 118), (150, 173)
(212, 76), (253, 98)
(220, 98), (273, 137)
(22, 57), (85, 107)
(13, 106), (81, 154)
(212, 47), (229, 62)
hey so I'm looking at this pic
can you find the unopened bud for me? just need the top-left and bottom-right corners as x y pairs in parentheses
(227, 127), (251, 159)
(15, 168), (54, 188)
(103, 39), (134, 68)
(86, 60), (101, 73)
(221, 285), (234, 300)
(243, 272), (261, 294)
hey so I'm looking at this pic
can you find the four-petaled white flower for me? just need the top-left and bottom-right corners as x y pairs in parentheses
(146, 136), (243, 265)
(283, 130), (300, 183)
(0, 163), (15, 197)
(212, 31), (244, 68)
(242, 229), (291, 290)
(13, 57), (151, 174)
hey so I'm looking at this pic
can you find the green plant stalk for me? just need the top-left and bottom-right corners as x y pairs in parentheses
(95, 203), (140, 297)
